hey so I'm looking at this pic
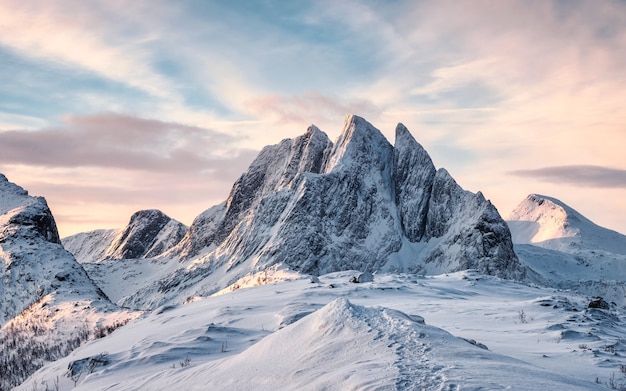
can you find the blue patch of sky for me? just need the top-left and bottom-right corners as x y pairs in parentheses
(149, 56), (233, 116)
(429, 143), (477, 170)
(181, 1), (388, 92)
(0, 46), (160, 124)
(414, 81), (503, 110)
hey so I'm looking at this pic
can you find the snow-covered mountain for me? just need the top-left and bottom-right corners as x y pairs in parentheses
(63, 209), (187, 263)
(507, 194), (626, 303)
(0, 174), (135, 390)
(507, 194), (626, 254)
(99, 115), (523, 309)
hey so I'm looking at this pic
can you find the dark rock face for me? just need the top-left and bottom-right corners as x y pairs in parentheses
(7, 199), (61, 245)
(178, 115), (523, 279)
(588, 297), (610, 310)
(63, 209), (187, 263)
(109, 210), (179, 259)
(176, 126), (333, 260)
(393, 123), (436, 242)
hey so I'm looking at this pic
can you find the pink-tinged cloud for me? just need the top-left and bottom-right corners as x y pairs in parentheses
(510, 166), (626, 188)
(247, 91), (381, 126)
(0, 113), (256, 173)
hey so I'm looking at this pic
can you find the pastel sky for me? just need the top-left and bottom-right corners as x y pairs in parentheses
(1, 0), (625, 237)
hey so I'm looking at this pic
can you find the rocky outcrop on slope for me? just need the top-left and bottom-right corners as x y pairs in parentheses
(63, 209), (187, 263)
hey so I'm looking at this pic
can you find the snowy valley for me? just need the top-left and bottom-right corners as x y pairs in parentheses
(2, 115), (626, 390)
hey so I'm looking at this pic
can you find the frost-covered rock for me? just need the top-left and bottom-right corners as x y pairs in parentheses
(63, 209), (186, 263)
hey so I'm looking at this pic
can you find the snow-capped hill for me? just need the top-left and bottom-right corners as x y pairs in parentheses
(116, 115), (522, 309)
(63, 209), (186, 263)
(507, 194), (626, 303)
(507, 194), (626, 255)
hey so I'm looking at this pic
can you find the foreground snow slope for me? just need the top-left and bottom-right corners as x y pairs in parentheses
(21, 271), (620, 390)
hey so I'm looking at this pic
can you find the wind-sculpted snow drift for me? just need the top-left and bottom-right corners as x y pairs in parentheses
(116, 115), (523, 308)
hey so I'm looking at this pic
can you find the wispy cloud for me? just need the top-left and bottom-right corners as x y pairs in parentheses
(0, 113), (254, 173)
(247, 91), (381, 127)
(510, 166), (626, 188)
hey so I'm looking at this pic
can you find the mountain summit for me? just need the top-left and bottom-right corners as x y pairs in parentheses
(114, 115), (523, 308)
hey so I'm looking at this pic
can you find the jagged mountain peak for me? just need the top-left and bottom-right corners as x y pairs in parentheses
(63, 209), (187, 263)
(322, 114), (392, 174)
(0, 174), (112, 324)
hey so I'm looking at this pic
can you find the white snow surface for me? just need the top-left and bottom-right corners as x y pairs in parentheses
(19, 271), (617, 390)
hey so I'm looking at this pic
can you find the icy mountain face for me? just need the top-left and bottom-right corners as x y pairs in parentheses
(418, 169), (520, 275)
(393, 123), (436, 242)
(63, 209), (186, 263)
(116, 115), (522, 308)
(199, 115), (521, 277)
(166, 202), (226, 260)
